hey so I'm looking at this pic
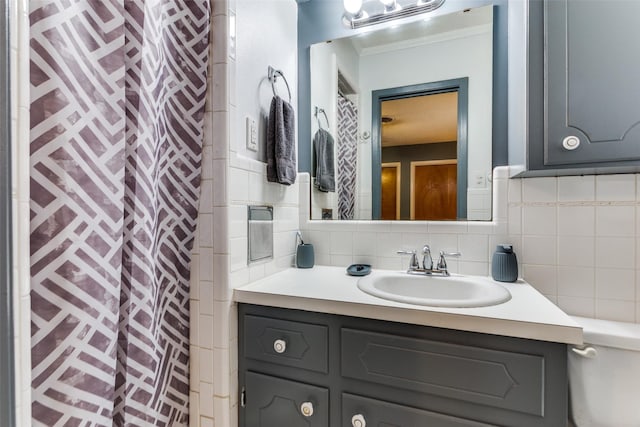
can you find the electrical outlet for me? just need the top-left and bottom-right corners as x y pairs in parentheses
(245, 116), (257, 152)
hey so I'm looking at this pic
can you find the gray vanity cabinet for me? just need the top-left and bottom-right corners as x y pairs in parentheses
(525, 0), (640, 174)
(239, 304), (568, 427)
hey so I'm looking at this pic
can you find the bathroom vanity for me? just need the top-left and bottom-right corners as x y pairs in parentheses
(235, 267), (582, 427)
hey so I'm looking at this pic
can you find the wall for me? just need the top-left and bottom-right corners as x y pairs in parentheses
(190, 0), (300, 426)
(10, 1), (31, 425)
(300, 169), (640, 323)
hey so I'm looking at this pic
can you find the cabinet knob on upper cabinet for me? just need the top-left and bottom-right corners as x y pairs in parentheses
(300, 401), (314, 417)
(562, 135), (581, 150)
(273, 339), (286, 354)
(352, 414), (366, 427)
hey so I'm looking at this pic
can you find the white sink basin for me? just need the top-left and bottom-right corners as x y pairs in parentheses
(357, 272), (511, 308)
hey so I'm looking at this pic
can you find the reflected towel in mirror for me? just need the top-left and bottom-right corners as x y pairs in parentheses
(312, 128), (335, 192)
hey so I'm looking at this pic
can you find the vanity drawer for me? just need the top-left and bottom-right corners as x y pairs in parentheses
(245, 372), (329, 427)
(244, 314), (329, 373)
(342, 393), (495, 427)
(341, 328), (544, 417)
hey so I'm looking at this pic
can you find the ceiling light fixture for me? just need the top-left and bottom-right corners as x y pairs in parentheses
(343, 0), (445, 29)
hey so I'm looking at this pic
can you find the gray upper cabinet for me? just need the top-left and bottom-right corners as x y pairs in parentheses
(521, 0), (640, 175)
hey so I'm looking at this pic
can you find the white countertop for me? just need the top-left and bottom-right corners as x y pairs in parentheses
(233, 266), (583, 345)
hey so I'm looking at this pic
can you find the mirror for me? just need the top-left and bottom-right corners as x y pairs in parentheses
(309, 5), (494, 221)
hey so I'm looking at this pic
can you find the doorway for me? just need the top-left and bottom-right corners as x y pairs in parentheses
(371, 78), (468, 220)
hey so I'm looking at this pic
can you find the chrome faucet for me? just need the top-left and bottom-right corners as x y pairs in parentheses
(397, 246), (461, 276)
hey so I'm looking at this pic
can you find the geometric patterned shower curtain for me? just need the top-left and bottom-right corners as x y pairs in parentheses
(337, 94), (358, 220)
(29, 2), (210, 426)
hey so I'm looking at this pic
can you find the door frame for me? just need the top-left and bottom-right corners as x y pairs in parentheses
(371, 78), (468, 220)
(409, 159), (457, 220)
(381, 162), (401, 220)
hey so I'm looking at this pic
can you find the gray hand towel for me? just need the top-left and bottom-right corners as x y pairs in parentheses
(312, 128), (335, 192)
(267, 95), (297, 185)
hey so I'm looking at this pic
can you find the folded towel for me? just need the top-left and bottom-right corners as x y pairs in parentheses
(312, 128), (335, 192)
(266, 95), (297, 185)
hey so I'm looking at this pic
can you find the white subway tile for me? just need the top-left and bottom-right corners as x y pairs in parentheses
(522, 177), (557, 202)
(507, 178), (522, 203)
(214, 397), (231, 426)
(199, 248), (214, 282)
(199, 348), (214, 384)
(376, 232), (404, 258)
(596, 174), (636, 201)
(458, 234), (489, 262)
(213, 159), (228, 206)
(200, 416), (214, 427)
(330, 231), (353, 255)
(522, 235), (557, 265)
(557, 175), (595, 202)
(229, 237), (247, 272)
(595, 268), (635, 301)
(558, 236), (595, 267)
(199, 179), (213, 214)
(228, 205), (247, 239)
(521, 264), (557, 296)
(400, 232), (429, 253)
(596, 299), (636, 322)
(595, 237), (635, 269)
(198, 314), (214, 350)
(557, 296), (595, 318)
(214, 348), (231, 396)
(229, 168), (249, 202)
(458, 261), (489, 276)
(557, 266), (595, 298)
(507, 206), (522, 235)
(558, 206), (595, 236)
(522, 206), (556, 236)
(199, 281), (214, 316)
(330, 254), (353, 267)
(189, 392), (200, 427)
(198, 214), (214, 248)
(595, 206), (635, 236)
(199, 382), (215, 417)
(352, 232), (377, 257)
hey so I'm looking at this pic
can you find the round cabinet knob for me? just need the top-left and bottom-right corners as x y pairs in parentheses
(273, 339), (286, 354)
(562, 135), (580, 150)
(352, 414), (366, 427)
(300, 401), (314, 417)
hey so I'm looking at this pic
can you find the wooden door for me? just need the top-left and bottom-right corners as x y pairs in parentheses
(412, 162), (456, 220)
(381, 164), (400, 220)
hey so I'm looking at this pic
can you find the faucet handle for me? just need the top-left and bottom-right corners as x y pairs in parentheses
(437, 251), (461, 270)
(421, 245), (433, 270)
(397, 250), (419, 270)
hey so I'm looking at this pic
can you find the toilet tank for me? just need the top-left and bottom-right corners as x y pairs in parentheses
(568, 316), (640, 427)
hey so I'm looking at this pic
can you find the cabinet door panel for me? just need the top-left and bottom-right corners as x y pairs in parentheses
(341, 328), (544, 416)
(244, 314), (328, 373)
(342, 393), (495, 427)
(245, 372), (329, 427)
(546, 0), (640, 166)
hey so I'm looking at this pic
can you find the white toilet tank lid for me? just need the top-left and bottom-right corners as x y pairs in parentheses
(571, 316), (640, 352)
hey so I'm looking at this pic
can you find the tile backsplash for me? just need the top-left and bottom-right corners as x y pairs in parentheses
(300, 169), (640, 323)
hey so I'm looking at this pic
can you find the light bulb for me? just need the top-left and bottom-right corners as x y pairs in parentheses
(380, 0), (395, 6)
(343, 0), (363, 15)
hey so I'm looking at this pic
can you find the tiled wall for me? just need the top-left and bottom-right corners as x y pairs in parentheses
(509, 174), (640, 322)
(300, 170), (640, 323)
(10, 1), (31, 425)
(190, 0), (299, 426)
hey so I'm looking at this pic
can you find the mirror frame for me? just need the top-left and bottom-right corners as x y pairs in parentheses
(0, 0), (15, 425)
(371, 78), (469, 220)
(298, 0), (509, 221)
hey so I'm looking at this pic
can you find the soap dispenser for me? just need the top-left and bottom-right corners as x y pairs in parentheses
(491, 245), (518, 282)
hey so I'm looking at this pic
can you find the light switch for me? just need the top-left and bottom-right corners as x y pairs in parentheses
(246, 116), (257, 152)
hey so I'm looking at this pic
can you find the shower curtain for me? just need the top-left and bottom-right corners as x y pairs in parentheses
(29, 1), (210, 426)
(337, 94), (358, 220)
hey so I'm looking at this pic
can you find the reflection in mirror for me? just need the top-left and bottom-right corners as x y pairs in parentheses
(309, 5), (494, 221)
(379, 90), (460, 220)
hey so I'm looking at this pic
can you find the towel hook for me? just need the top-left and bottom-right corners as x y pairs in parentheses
(314, 106), (330, 129)
(268, 66), (292, 103)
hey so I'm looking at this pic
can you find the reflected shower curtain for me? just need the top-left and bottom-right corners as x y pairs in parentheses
(337, 94), (358, 220)
(29, 1), (210, 425)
